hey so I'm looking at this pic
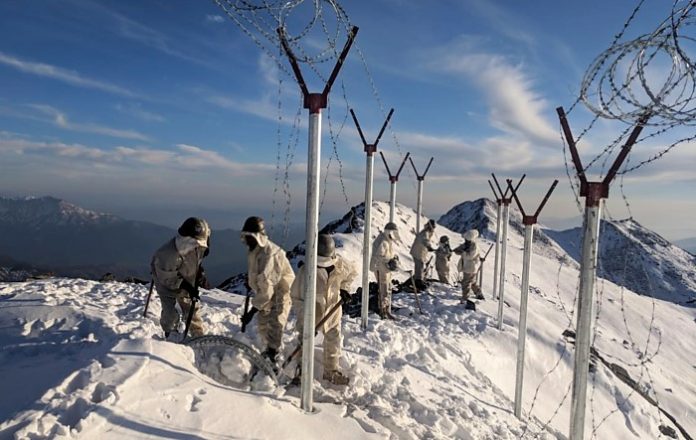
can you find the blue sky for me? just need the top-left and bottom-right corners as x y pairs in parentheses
(1, 0), (694, 240)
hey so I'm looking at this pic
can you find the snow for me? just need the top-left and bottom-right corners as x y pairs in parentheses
(1, 200), (694, 439)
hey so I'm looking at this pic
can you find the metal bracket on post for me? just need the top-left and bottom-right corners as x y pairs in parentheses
(491, 173), (525, 331)
(409, 157), (434, 233)
(277, 25), (358, 414)
(506, 178), (558, 419)
(380, 151), (410, 223)
(350, 108), (395, 331)
(557, 106), (648, 440)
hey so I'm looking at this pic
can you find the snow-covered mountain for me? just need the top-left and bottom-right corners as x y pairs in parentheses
(0, 196), (119, 227)
(1, 198), (694, 439)
(547, 218), (696, 304)
(439, 198), (577, 267)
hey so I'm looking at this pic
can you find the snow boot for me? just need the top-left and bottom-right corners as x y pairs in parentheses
(164, 330), (181, 342)
(380, 307), (397, 320)
(323, 370), (350, 386)
(262, 347), (279, 373)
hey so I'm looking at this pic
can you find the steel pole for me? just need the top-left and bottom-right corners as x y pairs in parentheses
(300, 111), (321, 412)
(361, 152), (375, 330)
(570, 204), (602, 439)
(389, 181), (397, 224)
(497, 202), (510, 330)
(416, 179), (423, 233)
(492, 202), (502, 300)
(514, 223), (534, 418)
(478, 260), (484, 289)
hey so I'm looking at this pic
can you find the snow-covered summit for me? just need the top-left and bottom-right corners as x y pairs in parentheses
(0, 196), (119, 228)
(439, 198), (576, 266)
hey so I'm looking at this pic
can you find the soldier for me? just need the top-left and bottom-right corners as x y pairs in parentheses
(455, 229), (483, 303)
(435, 235), (452, 284)
(291, 234), (357, 385)
(151, 217), (210, 339)
(410, 219), (437, 289)
(370, 222), (400, 319)
(240, 216), (295, 366)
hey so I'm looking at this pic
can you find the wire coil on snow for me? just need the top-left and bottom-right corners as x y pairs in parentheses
(579, 0), (696, 126)
(185, 335), (279, 387)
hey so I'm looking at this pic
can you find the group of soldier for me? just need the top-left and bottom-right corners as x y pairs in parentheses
(149, 215), (483, 386)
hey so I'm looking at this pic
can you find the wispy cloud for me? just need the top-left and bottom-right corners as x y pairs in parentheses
(0, 51), (137, 98)
(464, 0), (537, 49)
(206, 94), (281, 123)
(114, 103), (165, 123)
(0, 132), (291, 176)
(206, 14), (225, 23)
(430, 44), (557, 145)
(81, 1), (211, 67)
(27, 104), (151, 141)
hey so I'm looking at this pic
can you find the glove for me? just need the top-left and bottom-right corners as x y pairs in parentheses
(180, 279), (200, 300)
(340, 289), (352, 304)
(197, 266), (210, 289)
(241, 307), (258, 328)
(386, 257), (399, 271)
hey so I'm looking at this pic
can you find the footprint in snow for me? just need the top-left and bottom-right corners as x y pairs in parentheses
(186, 394), (202, 412)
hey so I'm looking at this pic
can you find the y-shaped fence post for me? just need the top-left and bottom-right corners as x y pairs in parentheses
(488, 180), (503, 302)
(507, 178), (559, 419)
(409, 157), (434, 234)
(492, 173), (525, 331)
(350, 108), (394, 331)
(278, 25), (358, 413)
(557, 106), (648, 440)
(380, 152), (410, 224)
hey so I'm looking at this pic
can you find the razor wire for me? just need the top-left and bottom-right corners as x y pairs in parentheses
(578, 1), (696, 127)
(560, 0), (696, 200)
(215, 0), (420, 229)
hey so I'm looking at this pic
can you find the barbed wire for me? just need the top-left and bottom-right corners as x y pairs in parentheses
(585, 193), (665, 438)
(520, 260), (579, 439)
(579, 1), (696, 126)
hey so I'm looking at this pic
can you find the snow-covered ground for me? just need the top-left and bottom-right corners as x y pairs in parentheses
(1, 201), (694, 439)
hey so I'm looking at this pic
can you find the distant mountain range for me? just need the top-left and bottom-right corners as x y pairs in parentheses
(1, 196), (694, 306)
(0, 196), (250, 284)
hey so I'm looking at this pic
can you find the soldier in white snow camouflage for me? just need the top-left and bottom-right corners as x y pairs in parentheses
(291, 234), (357, 385)
(435, 235), (452, 284)
(151, 217), (210, 339)
(371, 222), (400, 319)
(410, 219), (437, 287)
(240, 216), (294, 366)
(455, 229), (483, 302)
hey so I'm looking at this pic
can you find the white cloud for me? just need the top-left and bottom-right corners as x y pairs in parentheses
(0, 132), (289, 177)
(26, 104), (151, 142)
(432, 48), (558, 145)
(207, 94), (280, 122)
(114, 103), (165, 123)
(206, 14), (225, 23)
(0, 51), (137, 97)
